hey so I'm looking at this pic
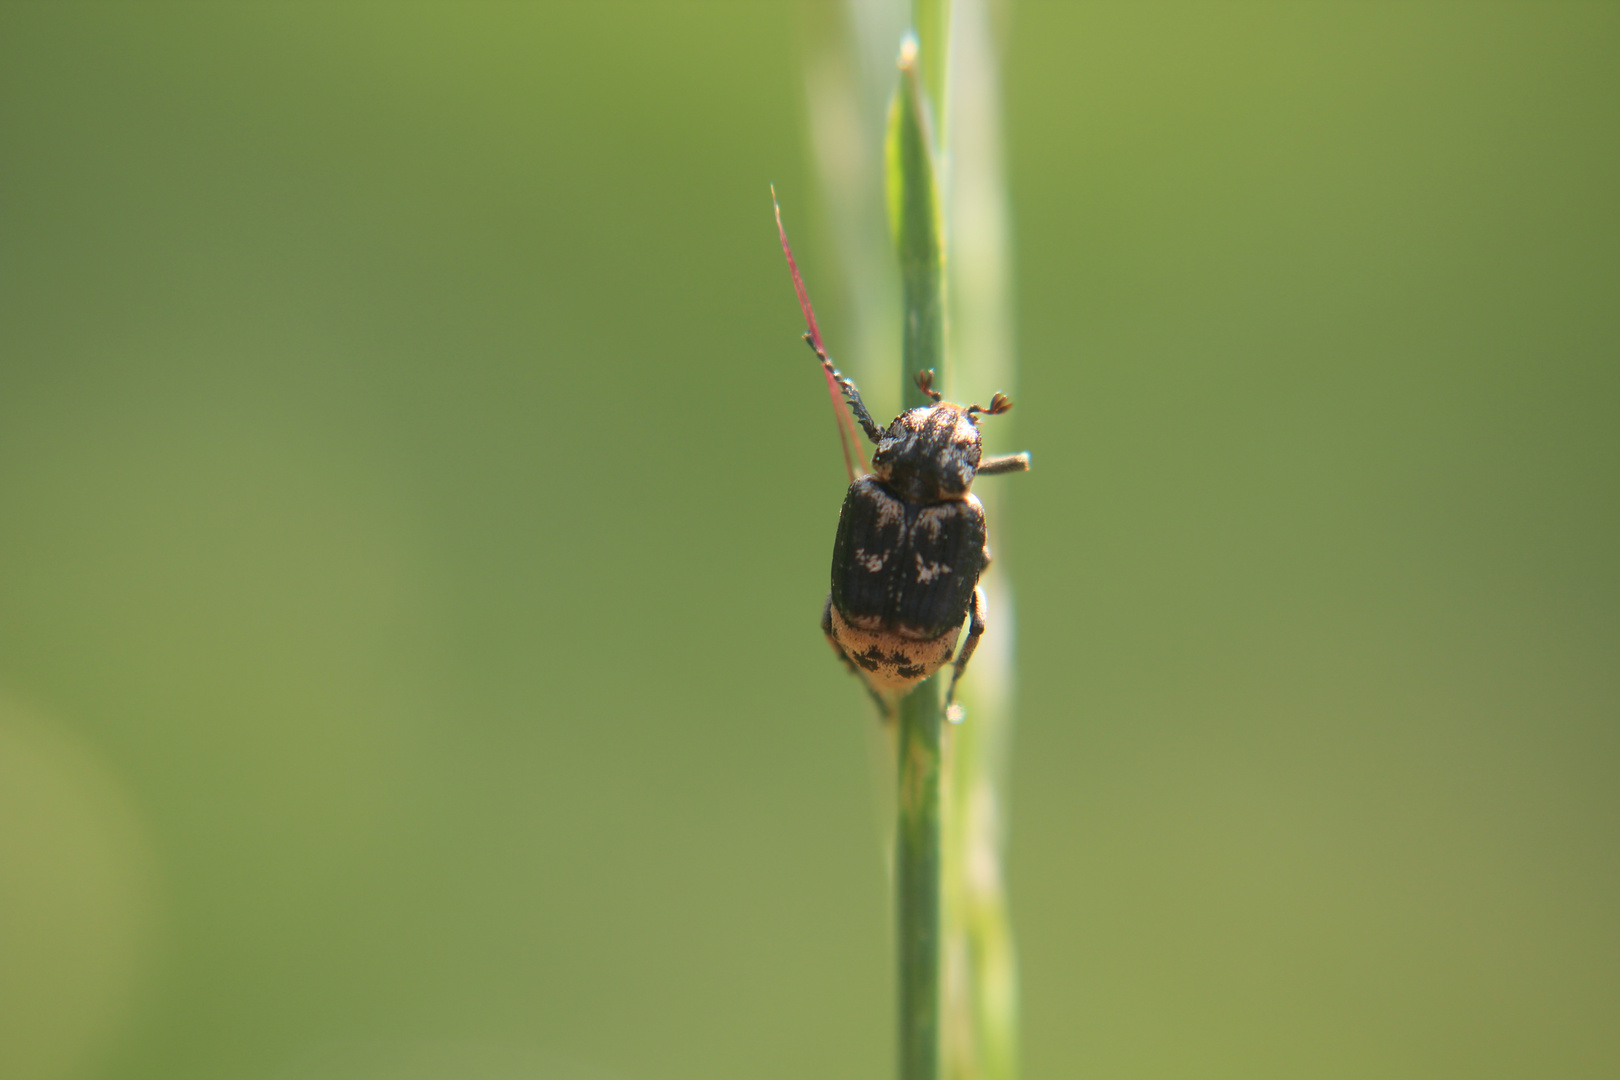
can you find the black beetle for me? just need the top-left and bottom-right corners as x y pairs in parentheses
(814, 356), (1030, 718)
(772, 190), (1029, 718)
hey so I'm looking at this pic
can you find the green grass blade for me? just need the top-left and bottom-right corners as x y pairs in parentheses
(896, 677), (944, 1080)
(888, 29), (947, 1080)
(887, 34), (944, 414)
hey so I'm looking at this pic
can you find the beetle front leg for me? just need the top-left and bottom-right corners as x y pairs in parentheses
(944, 585), (988, 722)
(802, 335), (883, 444)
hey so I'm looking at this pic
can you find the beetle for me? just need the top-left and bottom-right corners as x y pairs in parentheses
(816, 359), (1029, 718)
(772, 191), (1030, 719)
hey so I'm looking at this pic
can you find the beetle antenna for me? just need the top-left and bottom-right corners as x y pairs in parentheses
(773, 187), (878, 478)
(967, 392), (1013, 417)
(915, 369), (942, 403)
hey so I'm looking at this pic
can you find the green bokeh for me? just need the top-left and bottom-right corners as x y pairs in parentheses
(1, 4), (1615, 1079)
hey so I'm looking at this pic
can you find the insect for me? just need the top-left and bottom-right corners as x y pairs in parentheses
(773, 191), (1030, 719)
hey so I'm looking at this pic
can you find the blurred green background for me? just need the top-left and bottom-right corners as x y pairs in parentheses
(2, 3), (1616, 1078)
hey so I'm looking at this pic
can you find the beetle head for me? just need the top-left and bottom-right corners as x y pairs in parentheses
(871, 373), (1013, 503)
(873, 405), (980, 502)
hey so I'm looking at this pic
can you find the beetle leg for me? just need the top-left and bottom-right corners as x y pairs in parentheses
(821, 594), (853, 669)
(802, 335), (884, 445)
(977, 451), (1031, 475)
(944, 585), (988, 721)
(823, 594), (898, 719)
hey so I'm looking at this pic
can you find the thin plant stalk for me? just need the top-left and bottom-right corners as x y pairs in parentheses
(799, 3), (1021, 1077)
(889, 31), (947, 1080)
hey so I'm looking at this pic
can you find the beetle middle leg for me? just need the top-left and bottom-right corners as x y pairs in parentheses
(978, 451), (1031, 475)
(944, 585), (988, 722)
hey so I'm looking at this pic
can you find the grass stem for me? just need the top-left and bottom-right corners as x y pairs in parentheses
(889, 29), (947, 1080)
